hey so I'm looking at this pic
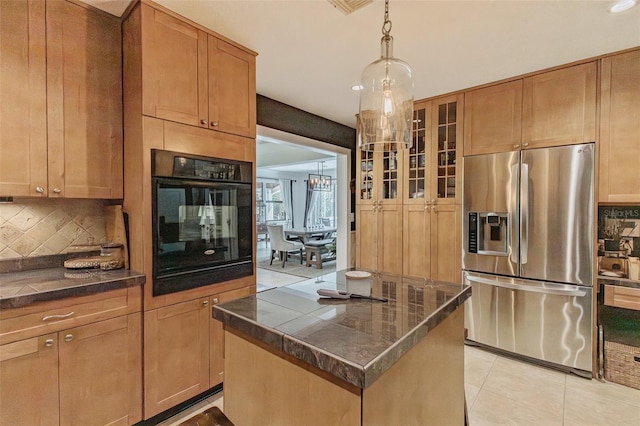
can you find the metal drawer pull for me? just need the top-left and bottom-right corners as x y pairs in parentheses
(45, 339), (54, 347)
(42, 311), (75, 321)
(64, 334), (73, 342)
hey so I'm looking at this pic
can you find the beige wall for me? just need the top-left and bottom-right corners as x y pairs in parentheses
(0, 199), (107, 259)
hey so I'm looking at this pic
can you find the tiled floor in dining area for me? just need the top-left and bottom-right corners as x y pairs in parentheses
(163, 266), (640, 425)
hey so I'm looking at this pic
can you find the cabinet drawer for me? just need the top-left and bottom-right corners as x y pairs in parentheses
(0, 287), (140, 345)
(604, 285), (640, 311)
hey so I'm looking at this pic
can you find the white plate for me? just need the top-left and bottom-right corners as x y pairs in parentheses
(345, 271), (371, 280)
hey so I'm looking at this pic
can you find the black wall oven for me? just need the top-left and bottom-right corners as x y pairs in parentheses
(152, 150), (253, 296)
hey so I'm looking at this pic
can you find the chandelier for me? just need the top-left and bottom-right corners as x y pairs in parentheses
(308, 161), (332, 192)
(359, 0), (413, 152)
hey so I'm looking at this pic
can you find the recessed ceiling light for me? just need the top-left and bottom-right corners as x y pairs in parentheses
(351, 84), (363, 91)
(608, 0), (637, 13)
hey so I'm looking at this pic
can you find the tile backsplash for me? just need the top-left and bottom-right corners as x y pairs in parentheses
(0, 199), (108, 259)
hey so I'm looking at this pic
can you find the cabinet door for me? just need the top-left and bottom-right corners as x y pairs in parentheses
(208, 36), (256, 138)
(46, 0), (123, 198)
(141, 4), (208, 128)
(210, 286), (254, 387)
(431, 95), (463, 205)
(431, 204), (461, 283)
(378, 150), (402, 205)
(464, 80), (523, 155)
(144, 298), (210, 418)
(0, 334), (59, 426)
(377, 203), (403, 275)
(522, 62), (596, 149)
(59, 314), (142, 425)
(402, 205), (431, 279)
(0, 0), (47, 197)
(403, 101), (431, 204)
(355, 204), (378, 271)
(599, 49), (640, 203)
(356, 147), (376, 205)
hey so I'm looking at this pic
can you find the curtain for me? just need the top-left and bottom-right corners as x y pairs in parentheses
(303, 181), (320, 227)
(279, 179), (294, 227)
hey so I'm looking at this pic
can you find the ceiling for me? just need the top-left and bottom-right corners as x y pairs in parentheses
(88, 0), (640, 130)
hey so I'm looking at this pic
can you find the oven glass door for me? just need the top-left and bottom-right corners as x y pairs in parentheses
(153, 178), (253, 278)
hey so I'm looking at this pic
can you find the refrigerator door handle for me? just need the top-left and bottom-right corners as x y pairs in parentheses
(509, 163), (519, 264)
(465, 275), (587, 297)
(521, 162), (529, 265)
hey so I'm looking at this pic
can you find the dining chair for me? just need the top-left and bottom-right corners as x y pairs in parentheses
(266, 224), (304, 267)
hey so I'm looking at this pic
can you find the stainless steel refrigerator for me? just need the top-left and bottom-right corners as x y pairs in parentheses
(462, 143), (594, 375)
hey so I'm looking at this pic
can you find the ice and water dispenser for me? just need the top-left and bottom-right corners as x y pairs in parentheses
(468, 212), (509, 255)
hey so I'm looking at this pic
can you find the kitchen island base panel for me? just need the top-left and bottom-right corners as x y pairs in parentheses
(223, 308), (464, 426)
(363, 308), (464, 426)
(224, 329), (361, 426)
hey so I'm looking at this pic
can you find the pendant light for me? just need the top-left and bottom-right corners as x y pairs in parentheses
(359, 0), (414, 152)
(308, 161), (332, 192)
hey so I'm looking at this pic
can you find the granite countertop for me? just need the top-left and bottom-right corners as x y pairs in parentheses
(213, 269), (471, 389)
(0, 267), (145, 309)
(598, 276), (640, 289)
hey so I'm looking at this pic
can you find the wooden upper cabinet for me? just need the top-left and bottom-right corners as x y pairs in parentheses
(0, 0), (47, 197)
(142, 4), (208, 128)
(208, 37), (256, 138)
(46, 0), (123, 198)
(522, 62), (597, 149)
(141, 4), (256, 139)
(599, 49), (640, 203)
(464, 80), (523, 156)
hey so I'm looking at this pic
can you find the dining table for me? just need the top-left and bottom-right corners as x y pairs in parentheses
(284, 227), (336, 243)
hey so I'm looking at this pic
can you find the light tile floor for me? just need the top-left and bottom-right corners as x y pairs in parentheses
(163, 261), (640, 425)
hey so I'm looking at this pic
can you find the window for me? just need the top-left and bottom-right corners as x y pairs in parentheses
(257, 179), (285, 222)
(306, 183), (336, 228)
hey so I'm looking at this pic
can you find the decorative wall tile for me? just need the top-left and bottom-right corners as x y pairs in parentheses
(0, 199), (108, 259)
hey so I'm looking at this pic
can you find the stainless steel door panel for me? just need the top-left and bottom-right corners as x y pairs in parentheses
(465, 272), (593, 372)
(462, 151), (519, 276)
(520, 143), (594, 286)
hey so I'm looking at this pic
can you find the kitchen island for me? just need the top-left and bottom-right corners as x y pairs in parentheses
(213, 269), (471, 425)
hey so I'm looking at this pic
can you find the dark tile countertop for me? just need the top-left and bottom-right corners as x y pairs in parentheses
(214, 269), (471, 389)
(0, 267), (145, 310)
(598, 276), (640, 289)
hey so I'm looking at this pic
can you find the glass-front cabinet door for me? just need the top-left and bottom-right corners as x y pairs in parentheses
(404, 101), (431, 204)
(431, 94), (462, 205)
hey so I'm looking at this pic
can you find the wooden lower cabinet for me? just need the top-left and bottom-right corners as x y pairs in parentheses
(144, 297), (210, 418)
(0, 334), (59, 426)
(0, 313), (142, 426)
(144, 285), (254, 419)
(356, 204), (403, 275)
(403, 204), (461, 282)
(59, 314), (142, 426)
(210, 286), (254, 387)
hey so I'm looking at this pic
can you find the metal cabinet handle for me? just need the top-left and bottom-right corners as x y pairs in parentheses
(35, 186), (45, 193)
(210, 121), (219, 127)
(431, 206), (436, 211)
(213, 297), (219, 304)
(45, 339), (54, 348)
(522, 142), (529, 147)
(64, 334), (73, 342)
(200, 119), (207, 125)
(52, 188), (62, 194)
(513, 144), (520, 149)
(203, 300), (209, 307)
(42, 311), (75, 321)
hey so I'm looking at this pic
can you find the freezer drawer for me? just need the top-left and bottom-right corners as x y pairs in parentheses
(465, 272), (593, 372)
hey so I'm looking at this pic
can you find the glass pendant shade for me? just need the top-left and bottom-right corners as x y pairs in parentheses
(359, 35), (414, 152)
